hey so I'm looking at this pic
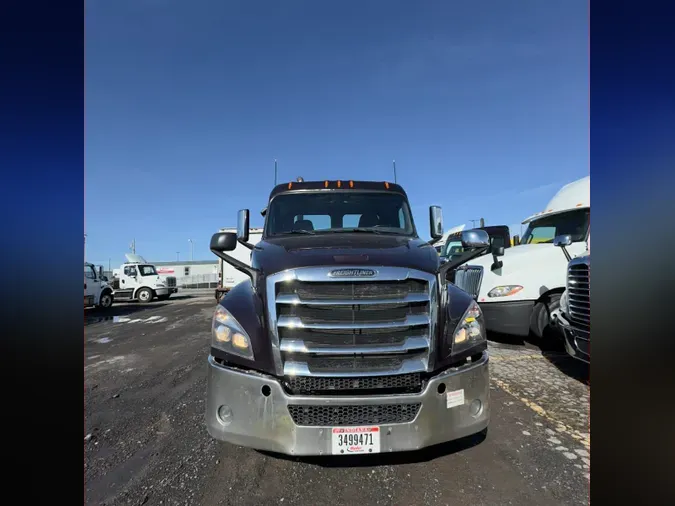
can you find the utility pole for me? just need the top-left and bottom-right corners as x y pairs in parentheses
(274, 159), (278, 186)
(188, 239), (193, 261)
(392, 160), (397, 183)
(480, 217), (485, 228)
(469, 219), (479, 228)
(130, 239), (136, 254)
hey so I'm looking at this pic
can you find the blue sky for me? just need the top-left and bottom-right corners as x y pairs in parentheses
(85, 0), (588, 266)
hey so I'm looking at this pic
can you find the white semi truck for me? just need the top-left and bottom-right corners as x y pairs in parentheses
(84, 262), (114, 309)
(214, 227), (263, 301)
(110, 254), (178, 304)
(552, 234), (590, 363)
(452, 176), (590, 340)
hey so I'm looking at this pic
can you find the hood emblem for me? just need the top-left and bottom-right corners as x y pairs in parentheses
(329, 268), (376, 278)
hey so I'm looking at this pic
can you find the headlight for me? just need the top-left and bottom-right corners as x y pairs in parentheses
(212, 305), (254, 360)
(452, 300), (486, 354)
(559, 290), (569, 315)
(487, 285), (523, 297)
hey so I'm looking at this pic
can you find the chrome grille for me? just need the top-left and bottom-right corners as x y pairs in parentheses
(266, 267), (437, 380)
(287, 403), (421, 426)
(453, 266), (483, 299)
(567, 257), (590, 335)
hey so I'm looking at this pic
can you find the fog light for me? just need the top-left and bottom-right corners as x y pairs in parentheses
(217, 405), (233, 425)
(469, 399), (482, 417)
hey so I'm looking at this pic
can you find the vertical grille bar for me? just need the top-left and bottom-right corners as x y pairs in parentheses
(453, 266), (483, 299)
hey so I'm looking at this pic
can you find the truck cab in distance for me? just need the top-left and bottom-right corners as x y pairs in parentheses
(205, 179), (499, 456)
(111, 254), (178, 303)
(84, 262), (114, 309)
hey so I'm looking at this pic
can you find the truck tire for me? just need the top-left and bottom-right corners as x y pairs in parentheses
(137, 287), (154, 304)
(98, 291), (114, 309)
(530, 293), (562, 340)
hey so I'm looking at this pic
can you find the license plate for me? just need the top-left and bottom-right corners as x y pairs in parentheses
(331, 426), (380, 455)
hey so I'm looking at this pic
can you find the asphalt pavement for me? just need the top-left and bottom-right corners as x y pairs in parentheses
(84, 293), (590, 506)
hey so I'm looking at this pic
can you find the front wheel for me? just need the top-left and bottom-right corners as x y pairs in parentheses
(530, 293), (562, 340)
(98, 291), (114, 309)
(137, 287), (154, 304)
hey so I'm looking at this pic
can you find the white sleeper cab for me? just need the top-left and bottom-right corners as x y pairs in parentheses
(453, 176), (590, 339)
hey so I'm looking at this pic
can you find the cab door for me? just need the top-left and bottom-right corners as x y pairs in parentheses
(84, 265), (98, 306)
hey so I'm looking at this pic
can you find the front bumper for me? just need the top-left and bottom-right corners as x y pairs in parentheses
(479, 300), (534, 336)
(556, 313), (590, 363)
(157, 287), (178, 295)
(205, 351), (490, 456)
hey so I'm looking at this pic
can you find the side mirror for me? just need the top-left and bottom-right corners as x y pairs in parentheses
(429, 206), (443, 240)
(553, 234), (572, 262)
(492, 245), (505, 257)
(512, 235), (520, 246)
(210, 232), (238, 252)
(461, 229), (489, 249)
(553, 234), (572, 247)
(237, 209), (250, 242)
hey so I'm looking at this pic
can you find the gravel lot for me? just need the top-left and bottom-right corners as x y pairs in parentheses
(84, 293), (590, 506)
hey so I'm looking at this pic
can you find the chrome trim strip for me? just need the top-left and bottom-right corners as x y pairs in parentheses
(277, 314), (430, 330)
(279, 336), (430, 355)
(275, 292), (430, 306)
(283, 355), (429, 377)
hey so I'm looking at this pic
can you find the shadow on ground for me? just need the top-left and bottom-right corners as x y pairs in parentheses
(257, 429), (487, 468)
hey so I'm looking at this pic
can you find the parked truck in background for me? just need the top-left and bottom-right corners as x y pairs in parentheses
(110, 254), (178, 303)
(552, 234), (590, 363)
(84, 262), (114, 309)
(441, 225), (513, 263)
(214, 227), (263, 302)
(205, 179), (503, 456)
(451, 176), (590, 340)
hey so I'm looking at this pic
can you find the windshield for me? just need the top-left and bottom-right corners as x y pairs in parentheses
(521, 208), (589, 244)
(441, 238), (464, 259)
(139, 264), (158, 276)
(265, 191), (416, 237)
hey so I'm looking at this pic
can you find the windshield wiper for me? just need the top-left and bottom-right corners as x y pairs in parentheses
(340, 227), (405, 235)
(275, 230), (316, 236)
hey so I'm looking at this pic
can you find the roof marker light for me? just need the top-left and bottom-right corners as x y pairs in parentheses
(349, 180), (354, 188)
(337, 180), (342, 188)
(288, 182), (293, 189)
(384, 182), (390, 189)
(324, 180), (329, 188)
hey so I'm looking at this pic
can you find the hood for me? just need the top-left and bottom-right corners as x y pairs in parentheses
(251, 234), (439, 275)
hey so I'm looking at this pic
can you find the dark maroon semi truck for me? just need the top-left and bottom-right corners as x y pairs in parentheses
(205, 180), (501, 456)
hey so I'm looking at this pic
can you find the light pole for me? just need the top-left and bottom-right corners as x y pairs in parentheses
(188, 239), (193, 261)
